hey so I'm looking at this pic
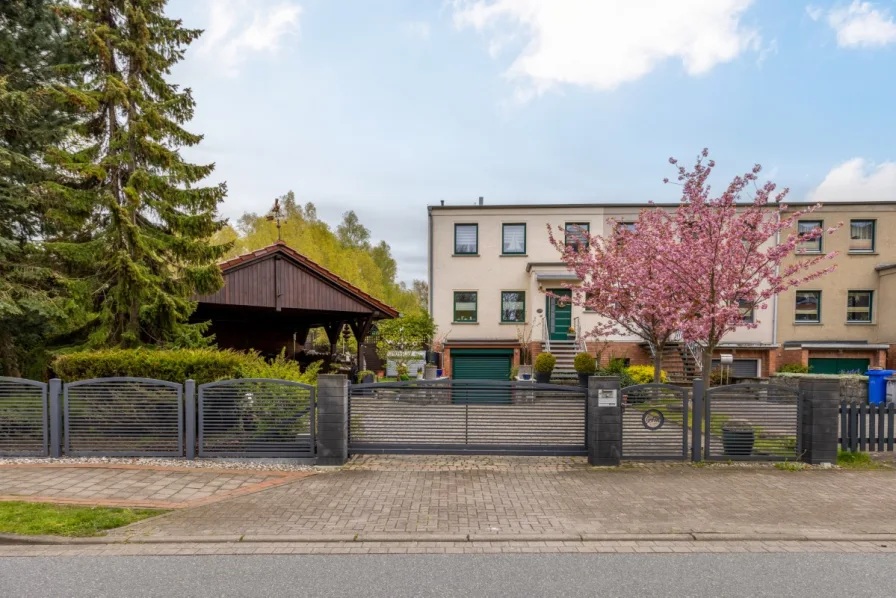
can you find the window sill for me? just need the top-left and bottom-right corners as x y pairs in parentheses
(796, 251), (823, 256)
(500, 254), (528, 257)
(793, 321), (822, 325)
(452, 253), (480, 257)
(848, 251), (878, 256)
(499, 321), (528, 325)
(452, 321), (479, 325)
(845, 321), (875, 325)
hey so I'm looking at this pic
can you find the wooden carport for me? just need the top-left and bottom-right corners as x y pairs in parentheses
(193, 241), (399, 366)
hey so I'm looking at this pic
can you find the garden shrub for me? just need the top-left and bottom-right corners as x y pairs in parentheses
(625, 365), (668, 384)
(573, 352), (596, 375)
(53, 348), (321, 385)
(778, 363), (810, 374)
(534, 352), (556, 374)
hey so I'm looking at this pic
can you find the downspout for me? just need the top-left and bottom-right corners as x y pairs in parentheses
(772, 211), (779, 348)
(428, 206), (434, 314)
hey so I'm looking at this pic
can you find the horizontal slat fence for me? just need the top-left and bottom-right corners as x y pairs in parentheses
(839, 401), (895, 452)
(0, 377), (48, 457)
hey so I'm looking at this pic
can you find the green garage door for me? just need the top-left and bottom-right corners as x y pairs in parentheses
(451, 349), (513, 380)
(808, 358), (870, 375)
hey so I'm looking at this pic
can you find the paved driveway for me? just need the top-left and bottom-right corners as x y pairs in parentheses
(110, 456), (896, 539)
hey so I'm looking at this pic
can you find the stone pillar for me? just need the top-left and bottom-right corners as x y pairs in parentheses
(317, 374), (349, 465)
(48, 379), (62, 458)
(798, 378), (839, 465)
(184, 380), (196, 460)
(587, 376), (622, 466)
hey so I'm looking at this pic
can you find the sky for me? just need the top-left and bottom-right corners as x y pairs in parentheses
(166, 0), (896, 283)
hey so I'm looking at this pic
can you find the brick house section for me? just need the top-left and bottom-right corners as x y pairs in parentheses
(774, 347), (889, 371)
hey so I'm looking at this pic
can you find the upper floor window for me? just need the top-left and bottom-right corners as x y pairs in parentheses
(564, 222), (590, 252)
(846, 291), (872, 323)
(453, 291), (478, 322)
(617, 222), (637, 233)
(454, 224), (478, 255)
(501, 291), (526, 323)
(739, 300), (755, 323)
(795, 290), (821, 323)
(849, 220), (875, 253)
(502, 223), (526, 255)
(797, 220), (823, 253)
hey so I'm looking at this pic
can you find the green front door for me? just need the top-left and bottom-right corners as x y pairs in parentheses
(546, 289), (572, 341)
(808, 358), (870, 375)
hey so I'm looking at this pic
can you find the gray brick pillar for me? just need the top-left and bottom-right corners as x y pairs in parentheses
(798, 378), (839, 465)
(48, 378), (62, 458)
(184, 380), (196, 460)
(587, 376), (622, 466)
(317, 374), (349, 465)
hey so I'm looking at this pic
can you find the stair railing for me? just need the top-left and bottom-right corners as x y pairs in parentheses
(539, 314), (550, 353)
(573, 317), (586, 352)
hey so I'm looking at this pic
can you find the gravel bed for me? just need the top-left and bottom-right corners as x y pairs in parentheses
(0, 457), (313, 472)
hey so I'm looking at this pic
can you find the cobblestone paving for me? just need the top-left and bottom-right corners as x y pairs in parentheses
(112, 456), (896, 538)
(0, 464), (311, 509)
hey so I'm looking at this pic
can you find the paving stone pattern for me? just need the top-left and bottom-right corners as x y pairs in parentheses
(114, 456), (896, 538)
(0, 465), (304, 509)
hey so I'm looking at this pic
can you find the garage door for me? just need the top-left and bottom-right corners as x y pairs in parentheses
(451, 349), (513, 380)
(808, 358), (869, 375)
(711, 359), (760, 378)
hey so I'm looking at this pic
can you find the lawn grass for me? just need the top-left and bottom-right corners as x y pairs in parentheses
(837, 449), (889, 470)
(0, 501), (164, 537)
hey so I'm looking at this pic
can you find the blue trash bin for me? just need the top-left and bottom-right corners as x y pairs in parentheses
(866, 370), (896, 405)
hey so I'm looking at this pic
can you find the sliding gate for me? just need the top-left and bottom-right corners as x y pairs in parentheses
(348, 380), (586, 455)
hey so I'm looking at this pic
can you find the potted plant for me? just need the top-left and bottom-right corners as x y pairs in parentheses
(424, 363), (438, 380)
(721, 419), (755, 456)
(567, 326), (576, 340)
(574, 352), (596, 387)
(534, 352), (556, 383)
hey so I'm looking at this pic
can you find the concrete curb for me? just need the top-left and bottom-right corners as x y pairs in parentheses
(4, 531), (896, 546)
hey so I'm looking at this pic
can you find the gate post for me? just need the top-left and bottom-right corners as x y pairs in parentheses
(184, 380), (196, 460)
(691, 378), (704, 462)
(587, 376), (621, 466)
(798, 378), (839, 465)
(49, 379), (62, 458)
(317, 374), (349, 465)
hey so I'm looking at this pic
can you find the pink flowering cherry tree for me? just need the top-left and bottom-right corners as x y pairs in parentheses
(548, 220), (690, 383)
(648, 149), (841, 389)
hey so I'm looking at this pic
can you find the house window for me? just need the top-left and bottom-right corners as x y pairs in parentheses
(502, 223), (526, 255)
(454, 224), (478, 255)
(584, 292), (596, 312)
(797, 220), (822, 253)
(500, 291), (525, 323)
(739, 300), (754, 323)
(846, 291), (872, 323)
(617, 222), (636, 232)
(564, 222), (590, 251)
(453, 291), (477, 322)
(849, 220), (875, 253)
(795, 291), (821, 323)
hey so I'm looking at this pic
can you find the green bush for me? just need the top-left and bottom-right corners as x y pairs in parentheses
(52, 348), (321, 386)
(357, 370), (376, 383)
(534, 352), (556, 374)
(778, 363), (810, 374)
(573, 352), (596, 374)
(625, 365), (668, 384)
(510, 365), (519, 380)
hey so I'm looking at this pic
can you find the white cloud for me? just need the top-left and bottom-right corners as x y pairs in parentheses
(197, 0), (303, 77)
(817, 1), (896, 47)
(451, 0), (760, 98)
(806, 5), (824, 21)
(403, 21), (432, 40)
(808, 158), (896, 203)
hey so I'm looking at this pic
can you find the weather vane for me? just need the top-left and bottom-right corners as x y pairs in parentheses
(265, 197), (285, 241)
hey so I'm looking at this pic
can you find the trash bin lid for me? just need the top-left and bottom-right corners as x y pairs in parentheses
(866, 369), (896, 376)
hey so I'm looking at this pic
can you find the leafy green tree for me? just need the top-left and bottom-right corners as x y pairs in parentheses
(375, 312), (435, 372)
(53, 0), (230, 347)
(336, 210), (371, 249)
(0, 0), (80, 375)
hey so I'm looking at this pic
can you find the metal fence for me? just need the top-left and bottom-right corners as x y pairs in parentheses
(703, 383), (800, 461)
(0, 377), (48, 457)
(198, 379), (315, 458)
(348, 380), (587, 455)
(621, 384), (690, 460)
(839, 401), (895, 452)
(64, 378), (184, 457)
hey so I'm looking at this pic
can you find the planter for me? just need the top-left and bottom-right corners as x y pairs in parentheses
(522, 374), (531, 380)
(518, 365), (533, 379)
(376, 370), (385, 378)
(535, 371), (552, 384)
(424, 365), (438, 381)
(577, 373), (590, 387)
(722, 429), (755, 456)
(436, 369), (443, 377)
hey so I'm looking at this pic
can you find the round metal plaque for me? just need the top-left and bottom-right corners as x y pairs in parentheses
(642, 409), (665, 430)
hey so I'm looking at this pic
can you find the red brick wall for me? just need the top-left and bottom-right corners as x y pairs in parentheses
(774, 348), (889, 372)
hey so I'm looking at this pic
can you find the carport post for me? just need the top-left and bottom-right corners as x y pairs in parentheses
(49, 378), (62, 458)
(798, 378), (839, 465)
(587, 376), (621, 466)
(317, 375), (349, 465)
(185, 380), (196, 460)
(691, 378), (704, 462)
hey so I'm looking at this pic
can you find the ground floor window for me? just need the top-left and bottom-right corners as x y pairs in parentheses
(453, 291), (478, 322)
(795, 290), (820, 322)
(846, 290), (872, 322)
(501, 291), (525, 323)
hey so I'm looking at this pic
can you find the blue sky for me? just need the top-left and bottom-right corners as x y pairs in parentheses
(167, 0), (896, 282)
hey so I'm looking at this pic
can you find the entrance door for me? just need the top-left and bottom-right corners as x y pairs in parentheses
(546, 289), (572, 341)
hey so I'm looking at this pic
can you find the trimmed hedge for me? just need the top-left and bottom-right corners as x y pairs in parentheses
(534, 352), (556, 374)
(52, 348), (321, 386)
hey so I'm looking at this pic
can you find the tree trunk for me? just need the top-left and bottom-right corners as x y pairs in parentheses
(653, 343), (664, 384)
(702, 346), (714, 390)
(0, 327), (20, 378)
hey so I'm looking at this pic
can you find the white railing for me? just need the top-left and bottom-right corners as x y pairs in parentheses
(539, 315), (550, 353)
(573, 317), (586, 353)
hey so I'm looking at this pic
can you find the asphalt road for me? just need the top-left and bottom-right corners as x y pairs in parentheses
(1, 553), (892, 597)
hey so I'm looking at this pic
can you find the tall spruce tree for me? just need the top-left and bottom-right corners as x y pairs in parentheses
(0, 0), (76, 375)
(55, 0), (229, 347)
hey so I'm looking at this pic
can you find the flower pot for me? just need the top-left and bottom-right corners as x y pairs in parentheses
(722, 429), (755, 456)
(535, 371), (551, 384)
(436, 369), (443, 378)
(518, 365), (533, 379)
(577, 373), (590, 387)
